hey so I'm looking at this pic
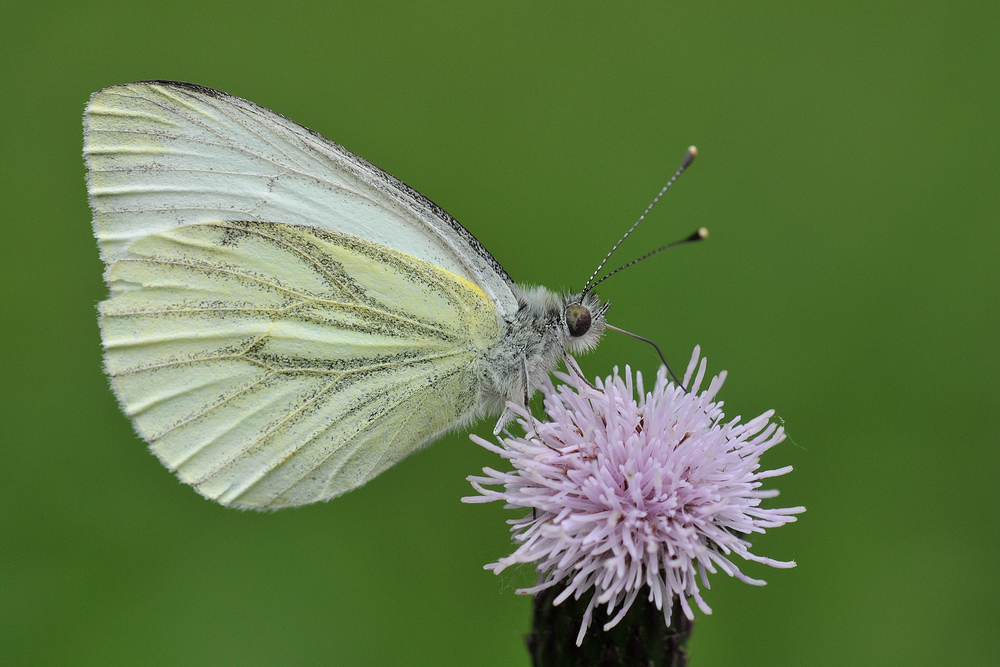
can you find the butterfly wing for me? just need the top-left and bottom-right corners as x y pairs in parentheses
(84, 80), (518, 316)
(84, 81), (513, 508)
(100, 221), (501, 508)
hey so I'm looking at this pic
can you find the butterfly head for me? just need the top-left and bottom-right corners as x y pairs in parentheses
(562, 291), (607, 355)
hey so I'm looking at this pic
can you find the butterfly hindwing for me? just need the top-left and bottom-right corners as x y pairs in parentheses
(101, 221), (500, 508)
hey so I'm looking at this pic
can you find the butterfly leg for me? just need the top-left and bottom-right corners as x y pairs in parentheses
(490, 349), (544, 439)
(520, 350), (541, 438)
(492, 411), (512, 435)
(562, 353), (596, 390)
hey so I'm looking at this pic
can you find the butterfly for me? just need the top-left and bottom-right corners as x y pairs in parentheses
(84, 81), (699, 510)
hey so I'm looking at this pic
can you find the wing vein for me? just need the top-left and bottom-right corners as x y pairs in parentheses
(192, 375), (341, 485)
(101, 88), (391, 213)
(149, 370), (278, 445)
(114, 257), (453, 338)
(234, 362), (468, 504)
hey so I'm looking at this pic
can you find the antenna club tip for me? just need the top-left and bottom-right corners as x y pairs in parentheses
(698, 227), (709, 239)
(688, 146), (698, 158)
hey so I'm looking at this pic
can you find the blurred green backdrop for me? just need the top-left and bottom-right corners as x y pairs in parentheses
(2, 2), (997, 665)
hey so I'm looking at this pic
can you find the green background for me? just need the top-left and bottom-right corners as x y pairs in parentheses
(2, 2), (997, 665)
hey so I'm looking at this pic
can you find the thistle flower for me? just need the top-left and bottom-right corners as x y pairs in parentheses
(464, 347), (804, 646)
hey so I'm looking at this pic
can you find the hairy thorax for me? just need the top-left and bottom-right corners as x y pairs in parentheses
(474, 285), (606, 420)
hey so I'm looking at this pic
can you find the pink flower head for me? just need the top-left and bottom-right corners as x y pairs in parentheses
(464, 347), (804, 645)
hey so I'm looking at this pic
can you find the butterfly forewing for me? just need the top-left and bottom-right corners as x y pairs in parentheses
(85, 81), (518, 315)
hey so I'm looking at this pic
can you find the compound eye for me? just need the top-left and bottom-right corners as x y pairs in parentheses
(565, 303), (592, 337)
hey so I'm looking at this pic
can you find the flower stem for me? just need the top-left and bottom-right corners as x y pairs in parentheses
(526, 587), (693, 666)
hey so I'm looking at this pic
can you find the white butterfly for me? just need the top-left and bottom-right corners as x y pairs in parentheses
(84, 81), (697, 510)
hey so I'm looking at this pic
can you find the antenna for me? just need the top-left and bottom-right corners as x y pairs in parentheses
(586, 227), (708, 292)
(582, 146), (697, 295)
